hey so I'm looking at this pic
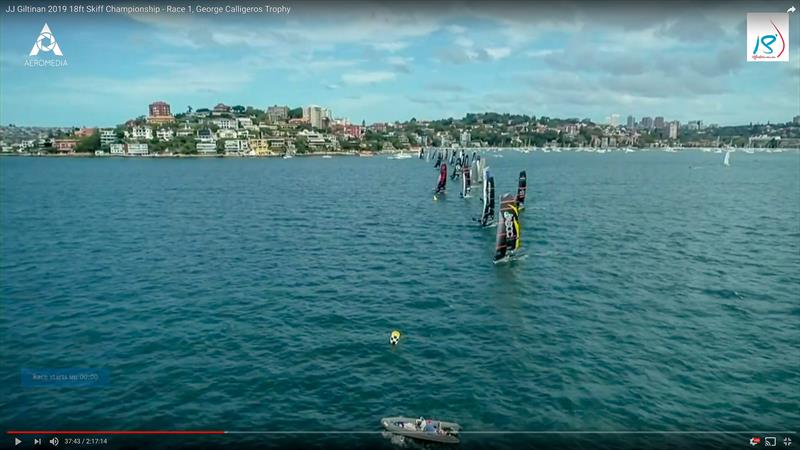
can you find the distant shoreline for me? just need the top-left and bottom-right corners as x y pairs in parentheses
(1, 148), (798, 159)
(0, 151), (366, 158)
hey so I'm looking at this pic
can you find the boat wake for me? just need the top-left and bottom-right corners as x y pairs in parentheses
(493, 253), (528, 264)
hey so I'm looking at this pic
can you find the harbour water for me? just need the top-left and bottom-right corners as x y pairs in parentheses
(1, 151), (798, 449)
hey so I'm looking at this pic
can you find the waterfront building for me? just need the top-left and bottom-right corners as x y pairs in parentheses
(216, 129), (237, 139)
(100, 129), (117, 147)
(197, 128), (215, 142)
(687, 120), (704, 130)
(303, 105), (330, 129)
(668, 121), (679, 139)
(147, 101), (175, 124)
(654, 116), (665, 129)
(298, 129), (328, 149)
(196, 142), (217, 154)
(266, 138), (287, 150)
(564, 124), (579, 136)
(626, 115), (636, 128)
(267, 105), (289, 123)
(212, 103), (231, 116)
(156, 128), (174, 141)
(460, 131), (471, 146)
(337, 124), (364, 140)
(370, 123), (387, 132)
(53, 139), (78, 152)
(237, 117), (253, 129)
(126, 143), (149, 155)
(109, 143), (125, 154)
(794, 115), (800, 125)
(640, 117), (654, 129)
(212, 117), (237, 129)
(130, 126), (153, 141)
(248, 138), (271, 155)
(224, 139), (249, 154)
(74, 127), (97, 138)
(149, 101), (171, 117)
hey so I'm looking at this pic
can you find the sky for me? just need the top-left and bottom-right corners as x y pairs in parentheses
(1, 0), (799, 127)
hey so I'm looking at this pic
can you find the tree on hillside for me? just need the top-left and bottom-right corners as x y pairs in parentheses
(288, 107), (303, 119)
(74, 131), (100, 153)
(295, 137), (309, 154)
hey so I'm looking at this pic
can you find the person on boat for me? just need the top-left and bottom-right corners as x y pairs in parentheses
(424, 421), (437, 433)
(435, 163), (447, 194)
(416, 417), (425, 430)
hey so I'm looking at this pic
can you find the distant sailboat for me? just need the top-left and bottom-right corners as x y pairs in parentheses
(434, 163), (447, 199)
(515, 170), (527, 210)
(723, 150), (731, 167)
(475, 157), (485, 184)
(461, 164), (472, 198)
(479, 169), (495, 227)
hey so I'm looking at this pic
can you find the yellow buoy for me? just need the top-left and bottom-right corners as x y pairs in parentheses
(390, 330), (401, 345)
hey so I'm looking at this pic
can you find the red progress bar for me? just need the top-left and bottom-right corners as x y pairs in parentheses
(7, 431), (225, 435)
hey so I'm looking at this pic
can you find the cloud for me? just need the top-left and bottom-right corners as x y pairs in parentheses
(372, 42), (409, 52)
(407, 96), (442, 106)
(454, 36), (474, 48)
(446, 24), (467, 34)
(341, 71), (397, 85)
(436, 46), (512, 64)
(128, 7), (442, 50)
(331, 93), (392, 118)
(541, 39), (743, 79)
(425, 81), (467, 92)
(387, 56), (414, 73)
(437, 47), (478, 64)
(656, 14), (729, 43)
(485, 47), (512, 60)
(58, 65), (253, 98)
(526, 49), (557, 58)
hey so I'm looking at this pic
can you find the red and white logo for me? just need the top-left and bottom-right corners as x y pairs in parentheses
(751, 436), (762, 446)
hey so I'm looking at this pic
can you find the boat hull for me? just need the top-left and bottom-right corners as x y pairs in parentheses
(381, 417), (460, 444)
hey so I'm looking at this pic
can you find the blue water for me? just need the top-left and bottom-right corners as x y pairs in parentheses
(1, 151), (798, 449)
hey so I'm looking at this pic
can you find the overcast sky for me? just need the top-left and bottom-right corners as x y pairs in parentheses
(1, 0), (798, 127)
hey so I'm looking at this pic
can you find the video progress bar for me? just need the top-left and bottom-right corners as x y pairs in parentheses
(7, 431), (224, 435)
(8, 430), (797, 435)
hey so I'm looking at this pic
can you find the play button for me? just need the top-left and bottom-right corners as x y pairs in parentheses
(14, 437), (22, 446)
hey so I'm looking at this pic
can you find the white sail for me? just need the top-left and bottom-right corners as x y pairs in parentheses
(723, 151), (731, 167)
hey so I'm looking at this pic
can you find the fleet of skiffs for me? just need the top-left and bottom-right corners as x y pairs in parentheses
(424, 147), (526, 263)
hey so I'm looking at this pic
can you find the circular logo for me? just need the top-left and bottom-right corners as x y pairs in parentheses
(36, 32), (56, 52)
